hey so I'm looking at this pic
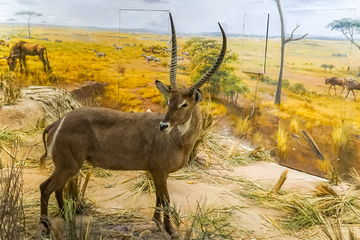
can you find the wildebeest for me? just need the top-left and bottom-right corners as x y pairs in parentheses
(345, 79), (360, 100)
(1, 41), (51, 72)
(38, 13), (226, 237)
(54, 39), (62, 43)
(0, 40), (9, 48)
(113, 44), (122, 50)
(325, 77), (345, 94)
(93, 49), (106, 59)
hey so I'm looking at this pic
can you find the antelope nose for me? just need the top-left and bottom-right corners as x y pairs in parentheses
(159, 122), (169, 131)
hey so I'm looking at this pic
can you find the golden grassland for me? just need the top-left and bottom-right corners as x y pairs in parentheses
(2, 24), (360, 175)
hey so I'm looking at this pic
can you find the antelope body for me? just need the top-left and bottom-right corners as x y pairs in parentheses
(39, 13), (226, 238)
(141, 54), (155, 64)
(325, 77), (345, 94)
(93, 49), (106, 59)
(2, 41), (51, 72)
(154, 57), (161, 63)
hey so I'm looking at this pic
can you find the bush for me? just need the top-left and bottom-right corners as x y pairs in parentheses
(290, 83), (306, 94)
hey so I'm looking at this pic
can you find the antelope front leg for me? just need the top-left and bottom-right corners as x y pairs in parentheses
(328, 85), (332, 94)
(152, 172), (177, 238)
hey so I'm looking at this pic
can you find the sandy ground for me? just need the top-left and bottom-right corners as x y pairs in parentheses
(19, 159), (336, 240)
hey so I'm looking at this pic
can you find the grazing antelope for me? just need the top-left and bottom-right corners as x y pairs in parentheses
(325, 77), (345, 94)
(38, 13), (226, 237)
(177, 56), (184, 62)
(93, 49), (106, 59)
(345, 79), (360, 100)
(154, 57), (161, 63)
(113, 44), (122, 50)
(1, 41), (51, 72)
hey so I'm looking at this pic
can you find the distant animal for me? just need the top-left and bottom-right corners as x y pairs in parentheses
(5, 36), (10, 41)
(37, 12), (226, 237)
(181, 51), (189, 56)
(113, 44), (122, 50)
(0, 40), (9, 48)
(93, 49), (106, 59)
(154, 58), (161, 63)
(54, 40), (62, 43)
(141, 54), (154, 64)
(177, 56), (184, 62)
(142, 47), (152, 53)
(325, 77), (345, 94)
(40, 38), (51, 42)
(187, 57), (193, 61)
(345, 79), (360, 100)
(163, 47), (172, 53)
(1, 40), (51, 72)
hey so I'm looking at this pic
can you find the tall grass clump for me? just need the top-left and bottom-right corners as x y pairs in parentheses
(185, 200), (235, 239)
(233, 115), (251, 138)
(0, 144), (25, 240)
(277, 124), (289, 161)
(188, 101), (215, 165)
(0, 72), (21, 105)
(289, 118), (300, 134)
(63, 170), (93, 214)
(330, 124), (355, 184)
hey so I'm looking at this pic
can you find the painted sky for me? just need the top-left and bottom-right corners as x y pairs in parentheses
(0, 0), (359, 38)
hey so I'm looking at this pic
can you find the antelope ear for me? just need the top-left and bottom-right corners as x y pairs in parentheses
(2, 56), (8, 60)
(192, 89), (203, 103)
(155, 80), (171, 95)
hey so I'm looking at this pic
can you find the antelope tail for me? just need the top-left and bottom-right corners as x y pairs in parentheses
(39, 127), (49, 169)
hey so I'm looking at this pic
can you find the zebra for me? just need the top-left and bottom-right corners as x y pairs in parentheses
(154, 58), (161, 63)
(177, 56), (184, 62)
(141, 54), (155, 64)
(113, 44), (122, 50)
(93, 49), (106, 59)
(5, 36), (10, 41)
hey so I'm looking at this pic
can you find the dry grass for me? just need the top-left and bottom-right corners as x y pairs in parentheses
(271, 169), (289, 194)
(0, 72), (21, 106)
(277, 124), (289, 161)
(0, 143), (25, 240)
(289, 118), (300, 134)
(233, 116), (252, 138)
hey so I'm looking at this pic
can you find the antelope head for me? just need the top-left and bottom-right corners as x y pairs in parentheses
(325, 77), (329, 85)
(3, 49), (20, 71)
(156, 13), (226, 134)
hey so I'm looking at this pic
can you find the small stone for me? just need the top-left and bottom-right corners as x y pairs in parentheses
(292, 134), (300, 139)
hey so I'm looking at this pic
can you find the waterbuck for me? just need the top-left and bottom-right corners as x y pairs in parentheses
(1, 41), (51, 72)
(325, 77), (345, 94)
(38, 13), (226, 237)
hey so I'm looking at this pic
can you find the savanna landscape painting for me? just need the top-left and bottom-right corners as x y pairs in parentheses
(2, 0), (360, 239)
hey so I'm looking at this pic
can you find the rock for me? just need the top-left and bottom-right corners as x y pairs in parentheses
(297, 141), (301, 145)
(25, 86), (81, 123)
(292, 134), (300, 139)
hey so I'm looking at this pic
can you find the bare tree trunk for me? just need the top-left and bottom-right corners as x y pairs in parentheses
(274, 0), (285, 105)
(27, 19), (30, 38)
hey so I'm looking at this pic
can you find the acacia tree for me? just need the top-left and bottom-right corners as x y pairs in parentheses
(6, 18), (17, 31)
(327, 18), (360, 76)
(321, 64), (328, 72)
(274, 0), (308, 105)
(15, 11), (43, 38)
(184, 37), (249, 99)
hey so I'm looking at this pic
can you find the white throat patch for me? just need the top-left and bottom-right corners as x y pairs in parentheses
(177, 114), (192, 136)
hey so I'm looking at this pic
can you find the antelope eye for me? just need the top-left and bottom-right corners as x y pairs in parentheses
(181, 103), (188, 108)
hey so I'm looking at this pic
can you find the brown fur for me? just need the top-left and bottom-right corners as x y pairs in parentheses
(0, 40), (9, 47)
(3, 41), (51, 72)
(39, 14), (226, 238)
(325, 77), (345, 94)
(345, 79), (360, 100)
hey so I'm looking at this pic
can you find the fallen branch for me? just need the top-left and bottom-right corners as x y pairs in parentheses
(301, 130), (325, 160)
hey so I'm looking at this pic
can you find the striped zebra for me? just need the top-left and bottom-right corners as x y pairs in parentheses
(113, 44), (122, 50)
(141, 54), (155, 64)
(93, 49), (106, 59)
(154, 58), (161, 63)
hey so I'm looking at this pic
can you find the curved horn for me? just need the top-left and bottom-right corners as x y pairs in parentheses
(11, 49), (20, 57)
(169, 12), (177, 90)
(185, 23), (227, 95)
